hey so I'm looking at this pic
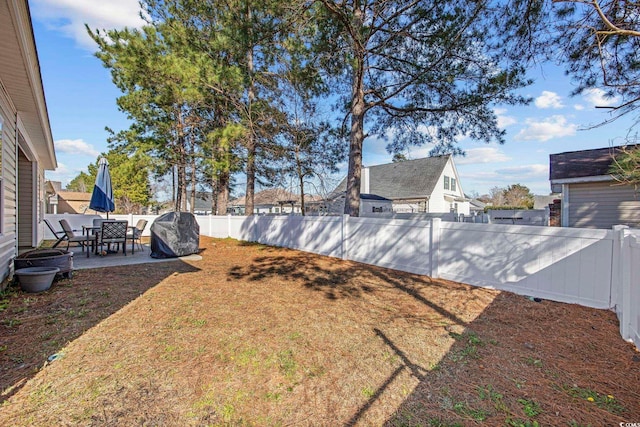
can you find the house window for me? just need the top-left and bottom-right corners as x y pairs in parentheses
(444, 176), (450, 190)
(451, 178), (456, 192)
(275, 207), (280, 213)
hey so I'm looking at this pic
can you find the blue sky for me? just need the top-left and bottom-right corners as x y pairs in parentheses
(32, 0), (637, 197)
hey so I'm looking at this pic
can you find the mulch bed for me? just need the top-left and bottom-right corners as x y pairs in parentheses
(0, 236), (638, 426)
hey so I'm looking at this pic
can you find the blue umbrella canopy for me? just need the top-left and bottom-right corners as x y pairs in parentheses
(89, 157), (115, 215)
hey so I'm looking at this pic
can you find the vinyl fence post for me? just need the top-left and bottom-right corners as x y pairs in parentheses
(620, 229), (632, 341)
(252, 215), (259, 242)
(227, 214), (232, 238)
(611, 225), (629, 338)
(342, 214), (349, 260)
(430, 218), (441, 278)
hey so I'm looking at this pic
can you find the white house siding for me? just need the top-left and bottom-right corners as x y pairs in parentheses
(567, 181), (640, 229)
(429, 159), (470, 215)
(0, 85), (18, 283)
(360, 199), (393, 217)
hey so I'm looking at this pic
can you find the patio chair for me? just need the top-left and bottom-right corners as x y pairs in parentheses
(44, 219), (66, 248)
(126, 219), (148, 252)
(59, 219), (96, 253)
(97, 220), (128, 256)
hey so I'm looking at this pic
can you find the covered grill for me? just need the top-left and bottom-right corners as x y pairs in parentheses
(150, 212), (200, 259)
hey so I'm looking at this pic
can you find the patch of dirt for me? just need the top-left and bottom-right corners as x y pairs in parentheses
(0, 236), (638, 426)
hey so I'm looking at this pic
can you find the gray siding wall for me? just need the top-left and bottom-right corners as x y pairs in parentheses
(568, 181), (640, 229)
(0, 84), (18, 283)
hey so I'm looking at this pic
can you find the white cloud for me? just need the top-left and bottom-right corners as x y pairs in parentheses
(535, 91), (564, 109)
(495, 108), (517, 128)
(364, 135), (392, 156)
(573, 104), (585, 111)
(582, 88), (620, 108)
(514, 115), (578, 142)
(31, 0), (145, 49)
(407, 145), (431, 159)
(45, 162), (84, 186)
(55, 139), (100, 157)
(455, 147), (511, 165)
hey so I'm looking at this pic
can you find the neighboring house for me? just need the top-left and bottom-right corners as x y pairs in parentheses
(55, 191), (92, 214)
(549, 146), (640, 229)
(331, 155), (470, 215)
(322, 193), (394, 217)
(1, 0), (57, 282)
(45, 181), (93, 214)
(230, 189), (306, 215)
(469, 198), (487, 215)
(186, 191), (214, 215)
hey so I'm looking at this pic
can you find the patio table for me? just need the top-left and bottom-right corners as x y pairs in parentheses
(83, 223), (137, 257)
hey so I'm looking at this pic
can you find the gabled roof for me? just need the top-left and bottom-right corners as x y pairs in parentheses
(333, 155), (451, 199)
(549, 145), (639, 182)
(57, 191), (91, 202)
(469, 198), (486, 209)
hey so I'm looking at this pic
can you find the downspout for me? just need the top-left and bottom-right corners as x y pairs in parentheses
(561, 184), (569, 227)
(14, 111), (19, 258)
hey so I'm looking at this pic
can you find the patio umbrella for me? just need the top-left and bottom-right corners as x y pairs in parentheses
(89, 157), (115, 218)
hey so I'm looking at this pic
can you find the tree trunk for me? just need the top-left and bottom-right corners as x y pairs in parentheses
(189, 155), (196, 214)
(296, 145), (306, 216)
(216, 171), (229, 215)
(345, 7), (366, 217)
(171, 165), (177, 211)
(245, 141), (256, 215)
(244, 3), (256, 216)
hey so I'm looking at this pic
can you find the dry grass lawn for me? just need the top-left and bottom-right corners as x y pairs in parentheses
(0, 236), (638, 426)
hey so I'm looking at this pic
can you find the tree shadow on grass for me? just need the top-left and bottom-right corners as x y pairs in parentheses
(228, 248), (469, 325)
(376, 293), (639, 427)
(0, 260), (200, 404)
(228, 251), (377, 300)
(226, 246), (640, 426)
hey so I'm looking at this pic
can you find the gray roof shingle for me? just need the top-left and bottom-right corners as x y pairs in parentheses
(332, 155), (451, 200)
(549, 145), (639, 181)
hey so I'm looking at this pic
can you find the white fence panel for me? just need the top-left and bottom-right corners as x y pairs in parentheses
(293, 216), (343, 258)
(253, 216), (288, 247)
(438, 222), (613, 308)
(195, 216), (211, 237)
(630, 236), (640, 348)
(245, 216), (343, 258)
(227, 216), (254, 241)
(344, 217), (431, 275)
(616, 231), (640, 348)
(198, 216), (229, 238)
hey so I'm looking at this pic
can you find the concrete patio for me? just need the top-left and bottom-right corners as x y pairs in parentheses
(69, 243), (202, 270)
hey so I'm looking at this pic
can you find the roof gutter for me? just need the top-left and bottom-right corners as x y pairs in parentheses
(550, 175), (612, 185)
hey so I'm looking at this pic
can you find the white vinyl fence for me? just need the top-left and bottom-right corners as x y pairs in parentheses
(44, 213), (640, 349)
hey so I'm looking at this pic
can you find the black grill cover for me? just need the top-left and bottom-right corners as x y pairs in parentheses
(150, 212), (200, 258)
